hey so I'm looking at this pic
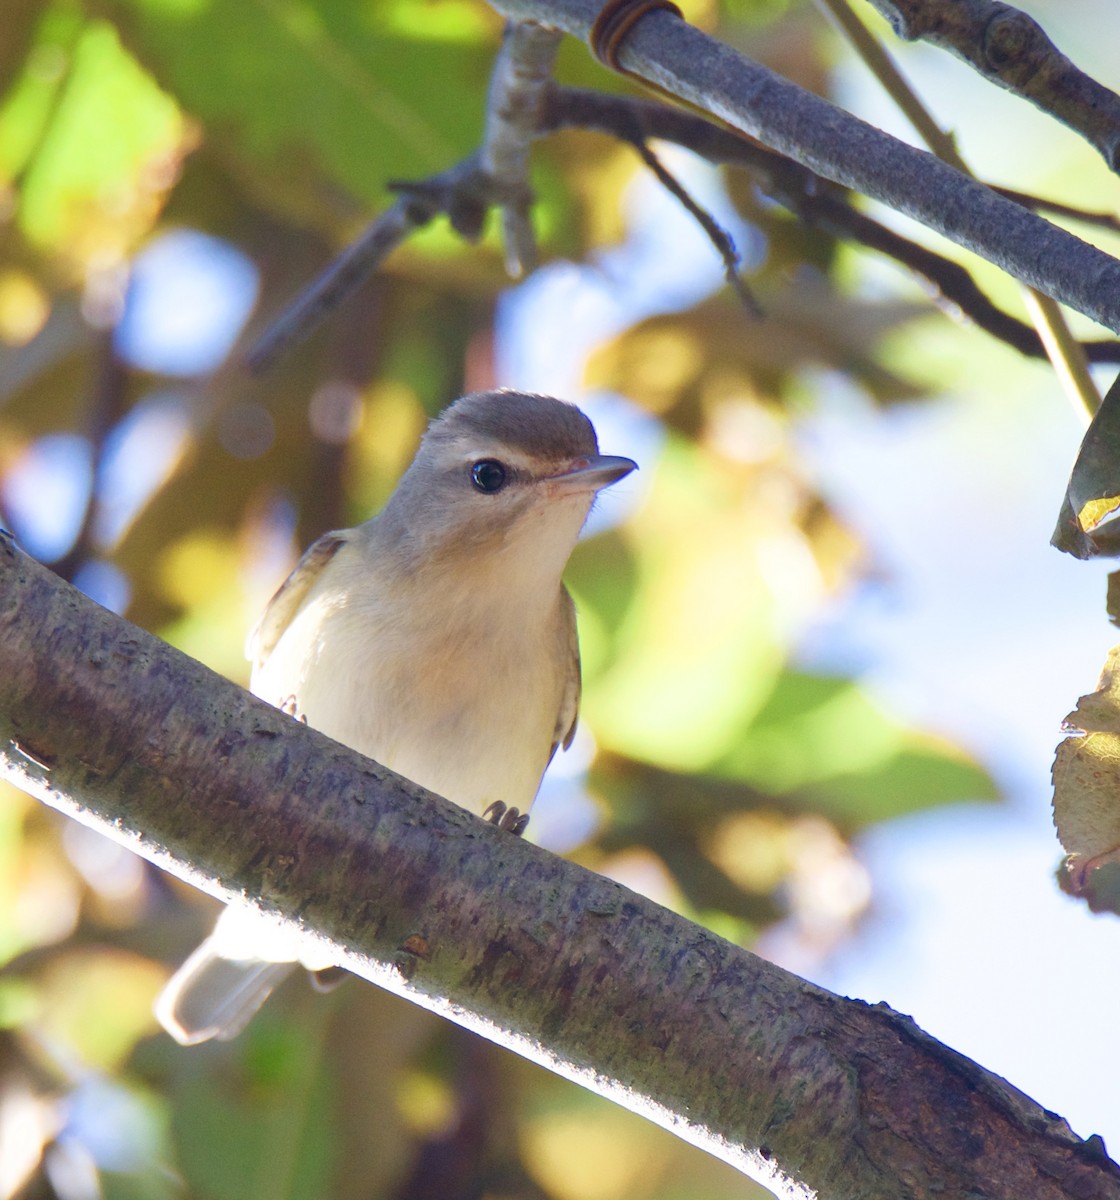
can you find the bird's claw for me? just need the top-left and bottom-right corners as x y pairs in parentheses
(482, 801), (530, 837)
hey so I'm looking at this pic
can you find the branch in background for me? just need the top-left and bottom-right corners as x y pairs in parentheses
(2, 539), (1119, 1200)
(864, 0), (1120, 173)
(248, 5), (1120, 372)
(246, 196), (433, 372)
(251, 79), (1120, 372)
(543, 87), (1120, 364)
(248, 20), (746, 367)
(489, 0), (1120, 334)
(52, 327), (131, 582)
(626, 137), (761, 317)
(482, 21), (563, 276)
(248, 20), (563, 371)
(816, 0), (1098, 419)
(989, 188), (1119, 234)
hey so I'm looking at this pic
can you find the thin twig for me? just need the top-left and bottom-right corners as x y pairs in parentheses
(542, 87), (1120, 365)
(481, 21), (563, 276)
(990, 187), (1120, 234)
(818, 0), (957, 159)
(816, 0), (1099, 419)
(248, 15), (1120, 376)
(489, 0), (1120, 335)
(52, 328), (130, 581)
(246, 197), (433, 372)
(629, 138), (761, 317)
(249, 22), (566, 370)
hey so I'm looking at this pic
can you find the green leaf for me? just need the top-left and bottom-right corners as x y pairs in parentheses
(8, 14), (183, 256)
(0, 2), (79, 176)
(582, 437), (788, 769)
(173, 1013), (337, 1200)
(110, 0), (499, 222)
(797, 742), (998, 826)
(717, 671), (997, 824)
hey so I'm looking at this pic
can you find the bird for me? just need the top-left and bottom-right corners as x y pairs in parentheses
(155, 389), (637, 1044)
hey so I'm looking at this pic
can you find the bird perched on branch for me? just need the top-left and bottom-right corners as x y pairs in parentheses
(156, 389), (637, 1044)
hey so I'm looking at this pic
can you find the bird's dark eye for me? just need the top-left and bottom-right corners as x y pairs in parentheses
(470, 459), (508, 494)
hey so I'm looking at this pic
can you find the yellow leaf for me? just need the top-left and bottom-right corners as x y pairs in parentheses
(1078, 494), (1120, 532)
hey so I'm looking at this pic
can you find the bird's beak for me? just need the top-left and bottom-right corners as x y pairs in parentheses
(545, 454), (637, 495)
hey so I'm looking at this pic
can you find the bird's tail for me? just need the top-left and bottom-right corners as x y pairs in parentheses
(155, 934), (296, 1045)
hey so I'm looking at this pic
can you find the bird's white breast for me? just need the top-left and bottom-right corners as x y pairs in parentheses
(250, 539), (570, 816)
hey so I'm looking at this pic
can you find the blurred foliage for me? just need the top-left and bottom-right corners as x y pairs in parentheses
(0, 0), (1018, 1196)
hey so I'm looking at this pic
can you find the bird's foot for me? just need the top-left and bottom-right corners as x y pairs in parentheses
(279, 694), (307, 723)
(482, 801), (530, 837)
(310, 966), (348, 993)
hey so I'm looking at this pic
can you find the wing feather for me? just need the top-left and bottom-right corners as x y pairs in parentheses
(246, 532), (348, 673)
(550, 586), (582, 763)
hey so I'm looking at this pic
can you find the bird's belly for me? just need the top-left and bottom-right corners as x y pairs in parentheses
(254, 600), (561, 816)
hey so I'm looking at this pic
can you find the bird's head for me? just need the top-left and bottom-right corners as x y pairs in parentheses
(380, 390), (636, 585)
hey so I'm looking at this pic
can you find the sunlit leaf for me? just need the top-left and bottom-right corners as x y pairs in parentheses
(0, 2), (84, 181)
(109, 0), (499, 226)
(0, 787), (81, 966)
(582, 438), (792, 770)
(523, 1102), (672, 1200)
(718, 672), (996, 823)
(11, 17), (185, 264)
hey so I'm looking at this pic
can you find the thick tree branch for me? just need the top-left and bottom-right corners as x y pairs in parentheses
(489, 0), (1120, 333)
(1, 540), (1119, 1199)
(864, 0), (1120, 172)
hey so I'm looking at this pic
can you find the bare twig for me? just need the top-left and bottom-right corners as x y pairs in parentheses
(489, 0), (1120, 334)
(988, 189), (1120, 234)
(816, 0), (1099, 418)
(482, 21), (563, 276)
(631, 138), (760, 316)
(246, 196), (434, 372)
(249, 5), (1120, 372)
(249, 22), (566, 370)
(818, 0), (956, 159)
(542, 87), (1120, 364)
(863, 0), (1120, 172)
(52, 330), (130, 580)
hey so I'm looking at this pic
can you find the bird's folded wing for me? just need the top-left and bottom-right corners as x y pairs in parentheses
(246, 531), (349, 671)
(553, 585), (582, 759)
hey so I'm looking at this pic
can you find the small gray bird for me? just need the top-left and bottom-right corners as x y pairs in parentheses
(156, 389), (637, 1044)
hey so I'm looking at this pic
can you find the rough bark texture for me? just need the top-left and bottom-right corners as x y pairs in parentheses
(488, 0), (1120, 334)
(1, 535), (1118, 1200)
